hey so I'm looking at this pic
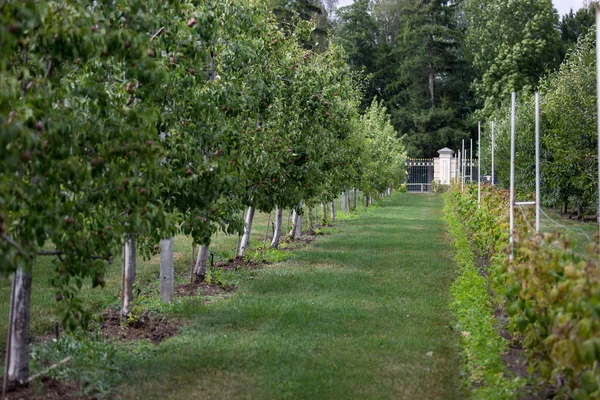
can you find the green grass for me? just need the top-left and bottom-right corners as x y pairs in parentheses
(2, 193), (460, 399)
(0, 194), (371, 350)
(445, 196), (525, 399)
(115, 193), (460, 399)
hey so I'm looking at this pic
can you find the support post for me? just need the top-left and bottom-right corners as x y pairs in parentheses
(535, 93), (541, 234)
(461, 139), (465, 189)
(470, 139), (473, 183)
(159, 237), (174, 302)
(491, 121), (495, 186)
(509, 92), (516, 259)
(478, 121), (481, 208)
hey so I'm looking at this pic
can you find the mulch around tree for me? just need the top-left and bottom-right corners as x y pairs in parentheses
(214, 256), (265, 271)
(100, 310), (179, 345)
(2, 376), (96, 400)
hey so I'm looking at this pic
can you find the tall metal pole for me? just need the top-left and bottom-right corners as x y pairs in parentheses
(535, 93), (541, 234)
(491, 121), (495, 186)
(510, 92), (516, 259)
(470, 139), (473, 183)
(596, 7), (600, 236)
(457, 151), (461, 184)
(461, 139), (465, 190)
(478, 122), (481, 208)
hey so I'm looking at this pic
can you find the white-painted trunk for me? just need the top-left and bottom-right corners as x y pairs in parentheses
(194, 244), (209, 281)
(270, 206), (283, 248)
(289, 209), (298, 239)
(238, 206), (255, 257)
(121, 236), (136, 320)
(330, 202), (336, 222)
(341, 192), (347, 212)
(159, 237), (174, 302)
(6, 267), (32, 386)
(295, 213), (302, 239)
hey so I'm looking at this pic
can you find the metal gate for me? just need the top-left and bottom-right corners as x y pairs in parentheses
(406, 159), (434, 193)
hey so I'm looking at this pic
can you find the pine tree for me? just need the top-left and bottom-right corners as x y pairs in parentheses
(385, 0), (472, 157)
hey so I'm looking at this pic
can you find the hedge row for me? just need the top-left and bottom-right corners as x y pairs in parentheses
(448, 184), (600, 399)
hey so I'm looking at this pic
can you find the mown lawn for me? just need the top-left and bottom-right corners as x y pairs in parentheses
(118, 193), (461, 399)
(0, 194), (366, 350)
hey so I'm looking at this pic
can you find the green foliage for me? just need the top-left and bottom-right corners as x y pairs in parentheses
(480, 29), (598, 212)
(268, 0), (330, 51)
(333, 0), (379, 109)
(559, 3), (597, 54)
(385, 0), (473, 157)
(450, 183), (600, 398)
(29, 334), (155, 398)
(463, 0), (562, 118)
(445, 193), (525, 398)
(354, 99), (406, 197)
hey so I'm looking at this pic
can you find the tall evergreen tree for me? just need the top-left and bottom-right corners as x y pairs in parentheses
(334, 0), (380, 109)
(559, 3), (597, 54)
(385, 0), (472, 157)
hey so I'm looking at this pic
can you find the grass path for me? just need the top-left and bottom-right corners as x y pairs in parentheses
(121, 193), (460, 399)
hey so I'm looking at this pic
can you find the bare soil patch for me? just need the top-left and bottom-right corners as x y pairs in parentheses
(215, 256), (264, 271)
(2, 376), (95, 400)
(100, 310), (178, 344)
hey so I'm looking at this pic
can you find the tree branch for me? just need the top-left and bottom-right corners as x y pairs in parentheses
(0, 233), (28, 258)
(150, 27), (165, 41)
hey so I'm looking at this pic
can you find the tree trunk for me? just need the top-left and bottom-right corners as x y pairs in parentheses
(330, 202), (336, 223)
(270, 206), (283, 248)
(121, 236), (136, 320)
(353, 188), (357, 211)
(295, 213), (302, 239)
(159, 237), (174, 302)
(364, 195), (368, 208)
(289, 209), (298, 239)
(341, 192), (347, 212)
(194, 245), (209, 281)
(238, 206), (255, 257)
(5, 266), (33, 387)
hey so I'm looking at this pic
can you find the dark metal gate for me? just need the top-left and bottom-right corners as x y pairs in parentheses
(406, 159), (434, 193)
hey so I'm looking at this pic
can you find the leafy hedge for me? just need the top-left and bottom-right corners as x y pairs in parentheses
(448, 184), (600, 399)
(445, 195), (525, 399)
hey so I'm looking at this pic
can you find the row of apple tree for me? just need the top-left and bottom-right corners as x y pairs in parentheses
(0, 0), (405, 386)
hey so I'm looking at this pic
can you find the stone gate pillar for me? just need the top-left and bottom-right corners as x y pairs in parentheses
(434, 148), (455, 185)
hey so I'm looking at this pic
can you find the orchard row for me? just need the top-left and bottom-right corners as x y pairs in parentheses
(0, 0), (405, 386)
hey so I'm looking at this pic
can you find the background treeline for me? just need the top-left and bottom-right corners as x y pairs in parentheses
(331, 0), (599, 172)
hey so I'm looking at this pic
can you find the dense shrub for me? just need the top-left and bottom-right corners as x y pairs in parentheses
(449, 184), (600, 399)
